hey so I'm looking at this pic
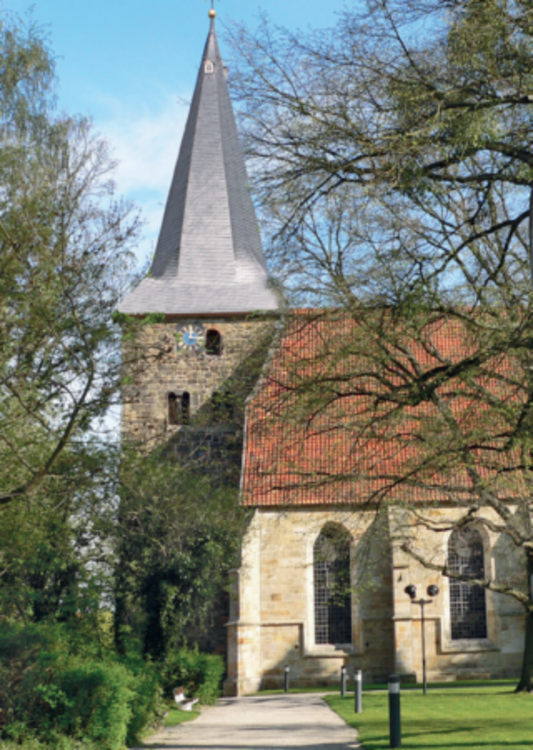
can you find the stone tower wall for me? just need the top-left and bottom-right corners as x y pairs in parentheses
(122, 315), (277, 446)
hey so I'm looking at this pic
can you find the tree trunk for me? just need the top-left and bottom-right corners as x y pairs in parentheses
(516, 609), (533, 692)
(515, 551), (533, 692)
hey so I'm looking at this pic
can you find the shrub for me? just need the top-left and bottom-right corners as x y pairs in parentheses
(0, 623), (161, 749)
(0, 622), (60, 737)
(160, 646), (225, 705)
(124, 658), (163, 746)
(0, 738), (101, 749)
(51, 661), (135, 749)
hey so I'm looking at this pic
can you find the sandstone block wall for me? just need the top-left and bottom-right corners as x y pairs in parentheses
(225, 507), (395, 695)
(226, 505), (526, 696)
(390, 507), (525, 682)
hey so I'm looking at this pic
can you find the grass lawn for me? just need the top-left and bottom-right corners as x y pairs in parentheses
(325, 685), (533, 750)
(162, 704), (200, 728)
(258, 680), (517, 695)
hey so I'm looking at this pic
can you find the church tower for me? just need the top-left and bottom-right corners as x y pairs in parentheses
(119, 10), (279, 449)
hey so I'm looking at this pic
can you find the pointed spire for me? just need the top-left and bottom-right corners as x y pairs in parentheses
(119, 15), (279, 316)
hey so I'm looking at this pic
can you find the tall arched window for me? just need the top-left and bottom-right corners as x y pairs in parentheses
(314, 524), (352, 645)
(448, 527), (487, 640)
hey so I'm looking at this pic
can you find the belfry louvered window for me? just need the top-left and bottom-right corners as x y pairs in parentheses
(181, 392), (191, 425)
(168, 393), (179, 425)
(168, 392), (190, 426)
(448, 528), (487, 640)
(314, 524), (352, 645)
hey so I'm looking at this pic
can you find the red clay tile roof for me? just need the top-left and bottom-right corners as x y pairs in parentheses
(241, 310), (527, 506)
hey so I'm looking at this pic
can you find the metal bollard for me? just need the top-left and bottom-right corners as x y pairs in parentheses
(284, 664), (290, 693)
(354, 669), (362, 714)
(388, 675), (401, 748)
(341, 665), (347, 696)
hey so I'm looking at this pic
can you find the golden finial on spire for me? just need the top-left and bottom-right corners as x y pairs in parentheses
(208, 0), (216, 19)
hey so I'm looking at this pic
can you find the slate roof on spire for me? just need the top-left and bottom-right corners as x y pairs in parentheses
(119, 17), (279, 316)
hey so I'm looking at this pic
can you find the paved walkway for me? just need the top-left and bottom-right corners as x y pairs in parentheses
(140, 694), (360, 750)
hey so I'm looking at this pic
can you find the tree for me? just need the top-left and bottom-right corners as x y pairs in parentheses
(0, 12), (240, 746)
(228, 0), (533, 690)
(0, 12), (141, 510)
(114, 447), (250, 661)
(0, 11), (152, 641)
(0, 442), (118, 630)
(230, 0), (533, 269)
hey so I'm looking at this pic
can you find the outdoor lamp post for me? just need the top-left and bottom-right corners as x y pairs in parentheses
(404, 584), (439, 695)
(284, 664), (290, 693)
(341, 665), (347, 696)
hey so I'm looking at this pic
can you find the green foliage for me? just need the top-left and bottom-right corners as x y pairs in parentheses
(0, 439), (120, 641)
(41, 661), (135, 749)
(0, 9), (140, 509)
(0, 739), (101, 750)
(0, 8), (228, 749)
(0, 486), (115, 625)
(116, 448), (249, 661)
(0, 623), (162, 749)
(141, 312), (166, 325)
(160, 645), (225, 705)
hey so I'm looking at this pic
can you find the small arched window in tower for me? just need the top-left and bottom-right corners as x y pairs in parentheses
(204, 60), (215, 74)
(168, 392), (179, 426)
(314, 524), (352, 645)
(205, 329), (222, 356)
(448, 527), (487, 640)
(181, 391), (191, 425)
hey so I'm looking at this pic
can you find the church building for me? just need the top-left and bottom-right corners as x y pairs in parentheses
(119, 11), (526, 695)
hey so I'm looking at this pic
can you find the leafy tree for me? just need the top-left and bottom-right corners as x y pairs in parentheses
(0, 443), (118, 630)
(115, 447), (250, 661)
(228, 0), (533, 690)
(0, 12), (141, 510)
(0, 8), (157, 647)
(0, 10), (240, 746)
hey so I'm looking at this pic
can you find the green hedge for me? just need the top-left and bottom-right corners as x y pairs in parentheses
(0, 624), (161, 749)
(0, 625), (224, 748)
(160, 645), (225, 705)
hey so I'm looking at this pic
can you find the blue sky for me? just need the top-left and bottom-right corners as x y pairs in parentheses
(5, 0), (353, 264)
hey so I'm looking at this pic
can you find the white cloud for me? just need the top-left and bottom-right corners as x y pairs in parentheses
(103, 93), (189, 195)
(99, 89), (188, 194)
(95, 88), (191, 265)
